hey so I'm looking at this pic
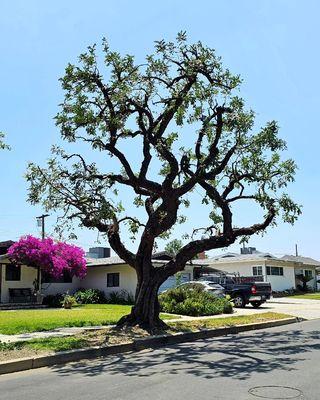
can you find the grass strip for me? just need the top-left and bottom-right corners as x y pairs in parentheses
(168, 312), (292, 332)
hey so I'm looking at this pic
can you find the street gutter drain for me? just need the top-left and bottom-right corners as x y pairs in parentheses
(248, 386), (303, 399)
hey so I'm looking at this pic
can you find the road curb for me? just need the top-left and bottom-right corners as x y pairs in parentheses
(0, 317), (299, 375)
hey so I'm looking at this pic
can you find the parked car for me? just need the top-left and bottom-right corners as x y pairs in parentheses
(198, 275), (272, 308)
(176, 281), (225, 298)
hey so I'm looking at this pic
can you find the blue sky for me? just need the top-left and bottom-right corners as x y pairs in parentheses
(0, 0), (319, 258)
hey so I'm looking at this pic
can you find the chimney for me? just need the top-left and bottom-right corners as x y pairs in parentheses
(86, 247), (111, 259)
(240, 247), (257, 255)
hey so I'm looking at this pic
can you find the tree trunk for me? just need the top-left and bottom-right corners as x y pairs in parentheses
(117, 273), (167, 333)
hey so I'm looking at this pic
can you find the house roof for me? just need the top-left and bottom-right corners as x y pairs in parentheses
(151, 251), (173, 260)
(0, 240), (14, 248)
(86, 255), (207, 268)
(0, 240), (14, 255)
(280, 255), (320, 267)
(203, 250), (320, 268)
(205, 252), (277, 263)
(86, 256), (125, 266)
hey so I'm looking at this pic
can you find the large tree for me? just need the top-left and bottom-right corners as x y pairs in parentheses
(27, 33), (300, 331)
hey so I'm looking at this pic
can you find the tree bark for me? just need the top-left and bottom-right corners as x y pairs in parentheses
(117, 270), (168, 333)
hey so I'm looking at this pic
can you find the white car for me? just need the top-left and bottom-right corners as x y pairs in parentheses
(177, 281), (225, 297)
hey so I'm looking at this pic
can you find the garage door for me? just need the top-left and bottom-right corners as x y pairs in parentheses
(159, 273), (191, 292)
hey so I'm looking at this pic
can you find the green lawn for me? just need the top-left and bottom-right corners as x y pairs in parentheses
(288, 293), (320, 300)
(0, 304), (176, 335)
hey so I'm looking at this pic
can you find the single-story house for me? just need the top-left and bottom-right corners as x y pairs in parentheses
(0, 243), (207, 303)
(200, 247), (320, 292)
(2, 239), (318, 303)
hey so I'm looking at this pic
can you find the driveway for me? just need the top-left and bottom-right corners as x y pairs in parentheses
(171, 297), (320, 322)
(231, 297), (320, 320)
(1, 319), (319, 400)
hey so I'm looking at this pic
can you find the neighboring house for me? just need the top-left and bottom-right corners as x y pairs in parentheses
(0, 243), (205, 303)
(200, 247), (320, 292)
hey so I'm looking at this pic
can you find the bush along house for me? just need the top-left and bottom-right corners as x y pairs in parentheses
(200, 247), (320, 292)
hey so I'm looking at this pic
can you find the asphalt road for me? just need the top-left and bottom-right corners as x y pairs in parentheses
(1, 320), (320, 400)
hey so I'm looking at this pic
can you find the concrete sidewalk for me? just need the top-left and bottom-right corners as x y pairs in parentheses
(0, 326), (106, 344)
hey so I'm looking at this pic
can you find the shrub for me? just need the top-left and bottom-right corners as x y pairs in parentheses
(159, 286), (233, 316)
(43, 293), (64, 308)
(106, 290), (134, 305)
(74, 288), (106, 304)
(62, 294), (77, 309)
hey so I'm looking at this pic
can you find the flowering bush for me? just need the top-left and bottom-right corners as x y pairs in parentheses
(8, 235), (87, 279)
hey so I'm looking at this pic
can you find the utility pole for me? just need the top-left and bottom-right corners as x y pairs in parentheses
(37, 214), (49, 240)
(295, 243), (298, 257)
(36, 214), (49, 294)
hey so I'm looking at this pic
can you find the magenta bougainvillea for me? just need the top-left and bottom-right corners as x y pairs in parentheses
(8, 235), (87, 279)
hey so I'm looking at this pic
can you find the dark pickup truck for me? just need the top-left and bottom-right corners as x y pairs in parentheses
(198, 275), (272, 308)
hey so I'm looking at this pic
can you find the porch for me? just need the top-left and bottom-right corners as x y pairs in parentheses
(0, 261), (38, 304)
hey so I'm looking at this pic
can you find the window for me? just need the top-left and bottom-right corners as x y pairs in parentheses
(42, 270), (72, 284)
(304, 270), (313, 279)
(252, 266), (263, 276)
(5, 264), (21, 281)
(107, 272), (120, 287)
(266, 266), (284, 276)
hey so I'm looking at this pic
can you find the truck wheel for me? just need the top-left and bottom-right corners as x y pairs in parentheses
(250, 301), (262, 308)
(233, 295), (245, 308)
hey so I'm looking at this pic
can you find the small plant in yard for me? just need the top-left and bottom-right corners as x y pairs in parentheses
(159, 286), (233, 316)
(296, 274), (314, 292)
(74, 288), (106, 304)
(62, 293), (77, 309)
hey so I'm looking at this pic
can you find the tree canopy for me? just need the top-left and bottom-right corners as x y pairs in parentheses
(165, 239), (183, 257)
(0, 132), (10, 151)
(26, 33), (301, 330)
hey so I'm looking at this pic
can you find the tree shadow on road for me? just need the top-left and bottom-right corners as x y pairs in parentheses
(50, 325), (320, 380)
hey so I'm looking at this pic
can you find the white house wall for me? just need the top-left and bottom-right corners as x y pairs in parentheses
(209, 261), (260, 277)
(80, 264), (194, 297)
(41, 277), (82, 297)
(265, 267), (296, 291)
(81, 264), (137, 297)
